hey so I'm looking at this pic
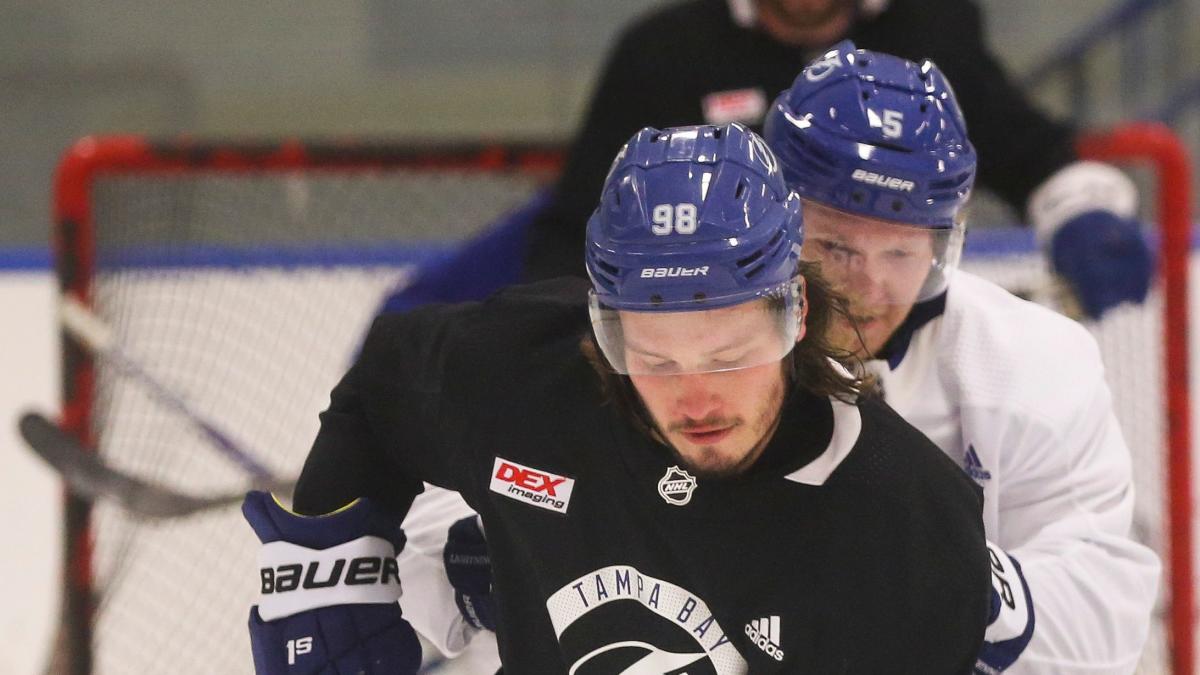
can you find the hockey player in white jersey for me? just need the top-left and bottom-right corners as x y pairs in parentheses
(758, 42), (1161, 673)
(420, 43), (1162, 674)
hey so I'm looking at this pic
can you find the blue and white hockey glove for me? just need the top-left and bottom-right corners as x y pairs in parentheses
(444, 514), (497, 631)
(1029, 160), (1152, 320)
(243, 491), (421, 675)
(1050, 210), (1153, 319)
(975, 542), (1035, 674)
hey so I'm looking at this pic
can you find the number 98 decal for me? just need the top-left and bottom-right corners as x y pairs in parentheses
(651, 203), (698, 235)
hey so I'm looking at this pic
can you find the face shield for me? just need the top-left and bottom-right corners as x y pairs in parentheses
(799, 201), (963, 356)
(801, 201), (963, 306)
(588, 279), (803, 376)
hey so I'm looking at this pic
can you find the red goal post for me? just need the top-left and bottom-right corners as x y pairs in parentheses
(1077, 122), (1195, 675)
(50, 136), (563, 675)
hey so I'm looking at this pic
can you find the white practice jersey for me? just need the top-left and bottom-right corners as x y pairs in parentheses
(865, 271), (1160, 674)
(399, 271), (1160, 673)
(399, 486), (500, 669)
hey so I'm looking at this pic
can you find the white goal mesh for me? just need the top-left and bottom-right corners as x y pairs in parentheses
(53, 138), (554, 675)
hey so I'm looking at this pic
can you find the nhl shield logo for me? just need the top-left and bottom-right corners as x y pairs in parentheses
(657, 466), (698, 506)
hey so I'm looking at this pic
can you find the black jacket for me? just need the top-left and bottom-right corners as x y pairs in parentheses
(526, 0), (1076, 280)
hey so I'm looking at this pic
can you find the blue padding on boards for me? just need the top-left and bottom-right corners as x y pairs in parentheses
(379, 188), (553, 314)
(0, 247), (53, 271)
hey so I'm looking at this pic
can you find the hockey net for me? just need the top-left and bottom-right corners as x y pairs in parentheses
(51, 137), (559, 675)
(52, 126), (1192, 674)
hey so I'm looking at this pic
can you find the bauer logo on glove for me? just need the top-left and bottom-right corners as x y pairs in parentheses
(259, 548), (401, 595)
(248, 494), (407, 622)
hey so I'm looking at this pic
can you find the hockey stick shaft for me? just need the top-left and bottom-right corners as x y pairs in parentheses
(60, 295), (283, 484)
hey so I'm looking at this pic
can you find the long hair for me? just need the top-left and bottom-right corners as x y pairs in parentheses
(581, 260), (874, 437)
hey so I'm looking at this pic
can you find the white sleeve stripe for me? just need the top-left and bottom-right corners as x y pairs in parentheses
(783, 397), (861, 486)
(985, 542), (1033, 643)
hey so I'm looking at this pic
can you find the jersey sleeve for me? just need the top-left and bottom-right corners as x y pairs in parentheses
(973, 383), (1161, 672)
(396, 485), (491, 658)
(946, 277), (1161, 672)
(292, 306), (474, 517)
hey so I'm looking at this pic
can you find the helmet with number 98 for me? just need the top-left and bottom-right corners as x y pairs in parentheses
(585, 123), (805, 376)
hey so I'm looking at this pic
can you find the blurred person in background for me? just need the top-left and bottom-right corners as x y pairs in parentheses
(524, 0), (1153, 322)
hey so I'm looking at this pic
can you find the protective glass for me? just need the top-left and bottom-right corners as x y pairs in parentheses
(800, 202), (964, 307)
(588, 280), (802, 376)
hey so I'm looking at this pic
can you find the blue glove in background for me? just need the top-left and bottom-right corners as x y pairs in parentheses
(444, 515), (497, 632)
(244, 491), (422, 675)
(1049, 209), (1154, 319)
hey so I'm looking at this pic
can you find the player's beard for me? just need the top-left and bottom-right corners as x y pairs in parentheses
(830, 299), (911, 359)
(661, 376), (786, 479)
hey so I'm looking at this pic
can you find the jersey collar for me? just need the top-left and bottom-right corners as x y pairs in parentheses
(875, 291), (947, 370)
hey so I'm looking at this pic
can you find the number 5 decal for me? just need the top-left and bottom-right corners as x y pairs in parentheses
(882, 110), (904, 139)
(651, 203), (698, 235)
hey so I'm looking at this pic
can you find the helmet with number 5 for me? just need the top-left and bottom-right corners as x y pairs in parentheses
(768, 42), (974, 357)
(763, 42), (977, 355)
(763, 40), (975, 229)
(585, 123), (806, 375)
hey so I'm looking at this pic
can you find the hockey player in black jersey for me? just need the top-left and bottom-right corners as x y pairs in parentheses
(243, 122), (991, 674)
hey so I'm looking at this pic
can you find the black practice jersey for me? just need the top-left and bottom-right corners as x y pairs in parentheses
(294, 279), (991, 674)
(526, 0), (1077, 280)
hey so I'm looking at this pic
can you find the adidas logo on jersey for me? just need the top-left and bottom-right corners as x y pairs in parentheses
(964, 444), (992, 482)
(745, 616), (785, 661)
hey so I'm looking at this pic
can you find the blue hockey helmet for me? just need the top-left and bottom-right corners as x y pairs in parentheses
(763, 40), (975, 228)
(763, 42), (973, 312)
(585, 123), (806, 375)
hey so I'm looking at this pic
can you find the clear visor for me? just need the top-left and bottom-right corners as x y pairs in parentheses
(588, 280), (802, 376)
(800, 202), (964, 307)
